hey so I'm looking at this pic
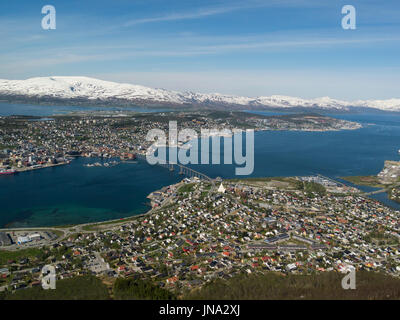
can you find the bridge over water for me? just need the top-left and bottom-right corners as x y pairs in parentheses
(361, 182), (400, 196)
(136, 154), (214, 184)
(362, 189), (388, 196)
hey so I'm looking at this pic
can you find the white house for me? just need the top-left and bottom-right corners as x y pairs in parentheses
(218, 183), (226, 193)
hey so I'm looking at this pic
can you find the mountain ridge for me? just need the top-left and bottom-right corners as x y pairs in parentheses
(1, 76), (399, 112)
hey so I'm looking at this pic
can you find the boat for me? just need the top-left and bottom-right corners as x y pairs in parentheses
(0, 169), (16, 175)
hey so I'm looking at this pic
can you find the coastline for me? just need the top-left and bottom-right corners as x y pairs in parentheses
(148, 123), (363, 150)
(0, 172), (398, 233)
(1, 172), (399, 257)
(13, 161), (71, 173)
(0, 112), (392, 232)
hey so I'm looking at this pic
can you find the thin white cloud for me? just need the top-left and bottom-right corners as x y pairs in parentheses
(122, 0), (315, 27)
(188, 36), (400, 54)
(124, 6), (239, 26)
(1, 30), (399, 72)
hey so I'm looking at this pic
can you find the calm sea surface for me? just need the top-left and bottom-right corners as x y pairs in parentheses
(0, 158), (181, 228)
(1, 103), (400, 227)
(0, 102), (168, 116)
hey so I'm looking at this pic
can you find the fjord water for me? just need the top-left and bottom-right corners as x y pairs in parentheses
(0, 102), (167, 116)
(0, 158), (181, 228)
(192, 112), (400, 178)
(1, 104), (400, 227)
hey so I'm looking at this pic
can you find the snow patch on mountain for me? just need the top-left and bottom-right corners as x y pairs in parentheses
(352, 98), (400, 112)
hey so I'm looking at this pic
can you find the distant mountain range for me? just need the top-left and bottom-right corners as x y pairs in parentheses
(0, 76), (399, 112)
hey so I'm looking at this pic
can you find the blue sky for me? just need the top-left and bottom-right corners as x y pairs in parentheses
(1, 0), (400, 100)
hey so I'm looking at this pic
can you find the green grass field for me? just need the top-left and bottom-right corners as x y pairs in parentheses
(0, 248), (42, 266)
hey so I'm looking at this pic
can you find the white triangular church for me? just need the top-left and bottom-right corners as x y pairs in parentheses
(218, 183), (226, 193)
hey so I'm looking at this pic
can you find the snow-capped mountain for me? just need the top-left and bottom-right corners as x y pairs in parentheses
(0, 76), (187, 104)
(0, 76), (399, 112)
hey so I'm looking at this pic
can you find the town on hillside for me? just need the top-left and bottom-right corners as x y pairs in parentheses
(1, 175), (399, 295)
